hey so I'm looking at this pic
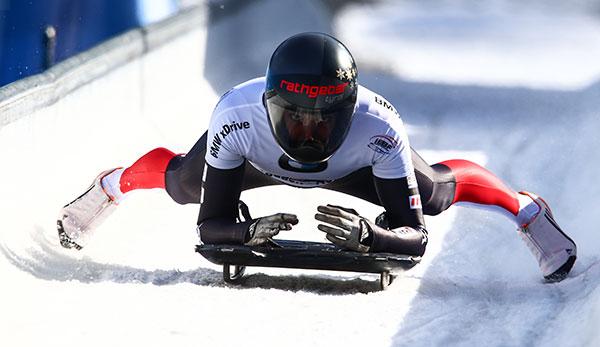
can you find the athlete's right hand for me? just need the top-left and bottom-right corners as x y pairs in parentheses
(245, 213), (299, 246)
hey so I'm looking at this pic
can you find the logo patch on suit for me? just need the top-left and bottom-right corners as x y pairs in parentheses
(409, 194), (422, 210)
(368, 135), (398, 155)
(209, 120), (250, 159)
(407, 172), (418, 189)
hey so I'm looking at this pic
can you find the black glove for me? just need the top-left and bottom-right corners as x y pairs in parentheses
(245, 213), (299, 246)
(315, 205), (372, 252)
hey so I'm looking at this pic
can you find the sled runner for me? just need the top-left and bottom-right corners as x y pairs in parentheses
(196, 239), (420, 290)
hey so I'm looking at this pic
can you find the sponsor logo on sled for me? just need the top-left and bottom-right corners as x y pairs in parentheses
(368, 135), (398, 154)
(409, 194), (422, 210)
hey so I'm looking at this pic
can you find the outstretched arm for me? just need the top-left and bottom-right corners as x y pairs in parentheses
(315, 175), (428, 256)
(197, 163), (298, 245)
(370, 175), (428, 256)
(196, 163), (251, 244)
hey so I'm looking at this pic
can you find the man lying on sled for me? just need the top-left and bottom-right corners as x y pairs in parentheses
(57, 32), (577, 282)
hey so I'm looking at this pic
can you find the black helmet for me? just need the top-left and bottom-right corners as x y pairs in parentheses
(265, 32), (358, 164)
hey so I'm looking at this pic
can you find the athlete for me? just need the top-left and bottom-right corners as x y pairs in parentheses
(57, 32), (577, 282)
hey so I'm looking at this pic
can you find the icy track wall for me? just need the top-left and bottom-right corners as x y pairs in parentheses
(0, 5), (220, 287)
(0, 6), (216, 227)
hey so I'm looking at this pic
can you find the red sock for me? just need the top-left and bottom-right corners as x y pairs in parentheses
(119, 148), (177, 193)
(439, 159), (519, 215)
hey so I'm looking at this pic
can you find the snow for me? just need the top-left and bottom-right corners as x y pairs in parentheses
(1, 1), (600, 346)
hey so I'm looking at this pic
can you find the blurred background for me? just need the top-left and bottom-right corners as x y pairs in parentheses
(0, 0), (186, 86)
(3, 0), (600, 88)
(0, 0), (600, 90)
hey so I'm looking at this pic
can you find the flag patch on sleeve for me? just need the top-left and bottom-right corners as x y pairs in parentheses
(409, 194), (422, 209)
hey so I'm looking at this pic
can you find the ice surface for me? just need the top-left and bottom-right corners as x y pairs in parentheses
(1, 1), (599, 346)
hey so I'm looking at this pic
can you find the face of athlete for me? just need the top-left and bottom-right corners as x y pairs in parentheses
(265, 89), (355, 164)
(281, 108), (336, 152)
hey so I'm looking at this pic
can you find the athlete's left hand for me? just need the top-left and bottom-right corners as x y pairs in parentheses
(315, 204), (372, 253)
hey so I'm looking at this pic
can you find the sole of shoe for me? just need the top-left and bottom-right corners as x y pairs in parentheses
(544, 255), (576, 283)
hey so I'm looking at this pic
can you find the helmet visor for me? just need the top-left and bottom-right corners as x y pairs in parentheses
(266, 93), (355, 163)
